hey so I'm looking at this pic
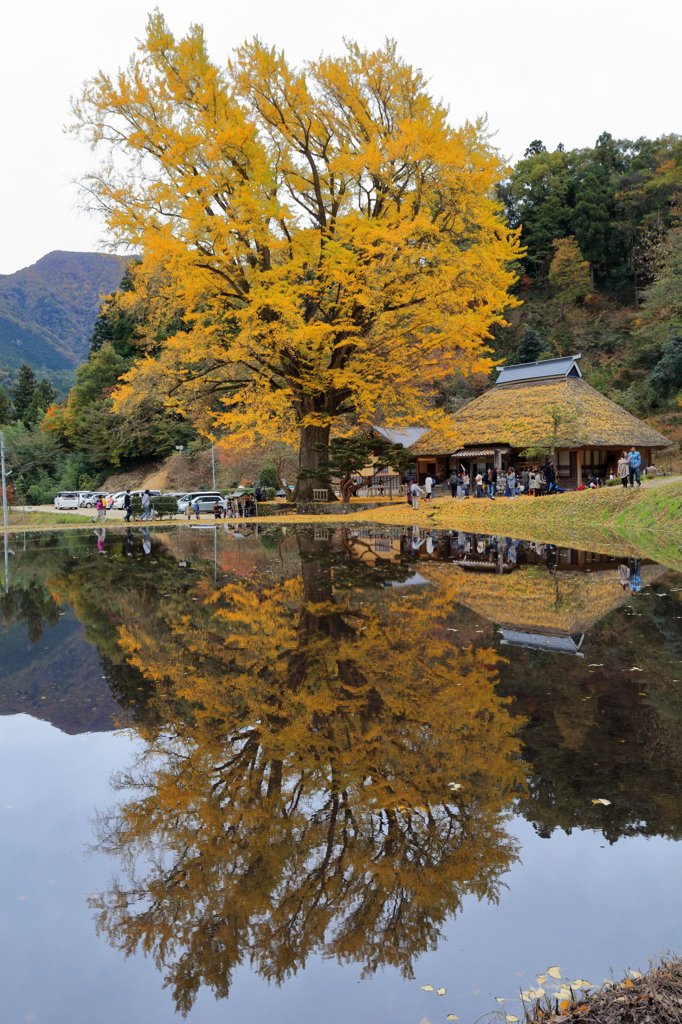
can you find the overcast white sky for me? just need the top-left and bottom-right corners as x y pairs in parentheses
(2, 0), (681, 276)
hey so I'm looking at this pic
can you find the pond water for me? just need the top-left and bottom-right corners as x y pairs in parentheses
(1, 524), (682, 1024)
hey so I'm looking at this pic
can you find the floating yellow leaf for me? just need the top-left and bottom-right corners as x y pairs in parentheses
(548, 967), (562, 979)
(505, 1016), (519, 1022)
(446, 1016), (458, 1021)
(536, 975), (547, 984)
(421, 984), (434, 991)
(436, 988), (447, 996)
(630, 971), (642, 979)
(495, 998), (506, 1003)
(560, 1000), (572, 1011)
(623, 979), (634, 989)
(591, 798), (611, 805)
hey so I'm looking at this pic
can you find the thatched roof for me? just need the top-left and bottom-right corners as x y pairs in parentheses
(420, 562), (667, 635)
(412, 377), (671, 454)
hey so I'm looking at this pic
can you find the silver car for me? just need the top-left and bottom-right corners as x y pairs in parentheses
(177, 492), (224, 513)
(80, 491), (109, 508)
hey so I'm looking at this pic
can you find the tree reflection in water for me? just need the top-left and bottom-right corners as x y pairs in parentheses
(89, 535), (525, 1014)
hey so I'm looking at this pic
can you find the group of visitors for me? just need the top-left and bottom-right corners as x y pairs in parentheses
(438, 461), (558, 500)
(185, 495), (257, 520)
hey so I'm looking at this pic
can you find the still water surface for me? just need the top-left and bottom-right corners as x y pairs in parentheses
(1, 524), (681, 1024)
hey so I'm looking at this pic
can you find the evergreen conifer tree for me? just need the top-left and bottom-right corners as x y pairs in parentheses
(36, 379), (58, 407)
(515, 327), (545, 364)
(0, 386), (12, 424)
(10, 364), (38, 420)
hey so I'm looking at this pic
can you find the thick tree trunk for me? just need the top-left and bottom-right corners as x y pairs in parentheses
(294, 422), (338, 501)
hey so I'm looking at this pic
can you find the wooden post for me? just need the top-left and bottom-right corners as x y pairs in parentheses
(575, 449), (583, 489)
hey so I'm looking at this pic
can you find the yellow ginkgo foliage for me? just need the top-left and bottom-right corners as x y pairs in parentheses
(70, 12), (521, 497)
(87, 538), (525, 1013)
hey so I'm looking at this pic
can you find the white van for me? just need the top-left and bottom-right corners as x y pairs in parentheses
(54, 492), (80, 510)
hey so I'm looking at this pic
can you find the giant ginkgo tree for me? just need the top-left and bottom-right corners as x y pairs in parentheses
(71, 12), (521, 497)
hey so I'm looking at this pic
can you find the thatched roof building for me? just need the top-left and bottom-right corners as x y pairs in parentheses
(412, 355), (670, 488)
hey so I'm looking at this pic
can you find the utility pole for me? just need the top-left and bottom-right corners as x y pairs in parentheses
(1, 430), (8, 528)
(211, 444), (216, 490)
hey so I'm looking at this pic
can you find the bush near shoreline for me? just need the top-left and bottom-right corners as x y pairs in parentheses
(512, 954), (682, 1024)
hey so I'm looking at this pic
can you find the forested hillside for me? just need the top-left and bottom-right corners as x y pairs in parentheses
(440, 133), (682, 452)
(0, 250), (128, 378)
(495, 134), (682, 435)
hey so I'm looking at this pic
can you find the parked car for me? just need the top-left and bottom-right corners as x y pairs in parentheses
(74, 490), (93, 506)
(79, 491), (109, 508)
(53, 492), (80, 510)
(110, 491), (128, 510)
(177, 492), (224, 513)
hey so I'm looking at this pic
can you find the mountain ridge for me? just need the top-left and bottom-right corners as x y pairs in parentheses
(0, 250), (129, 373)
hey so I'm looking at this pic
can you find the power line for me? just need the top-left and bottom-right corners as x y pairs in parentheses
(3, 441), (181, 460)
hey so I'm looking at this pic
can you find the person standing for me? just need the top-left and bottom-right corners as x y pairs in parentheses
(628, 446), (642, 488)
(487, 468), (496, 500)
(617, 451), (629, 487)
(461, 469), (470, 499)
(475, 471), (483, 498)
(545, 460), (556, 494)
(123, 489), (132, 522)
(449, 470), (458, 499)
(141, 489), (152, 522)
(528, 470), (537, 497)
(192, 496), (201, 520)
(521, 467), (530, 495)
(424, 474), (434, 501)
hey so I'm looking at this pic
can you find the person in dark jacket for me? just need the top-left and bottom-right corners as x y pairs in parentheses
(123, 490), (132, 522)
(545, 460), (556, 494)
